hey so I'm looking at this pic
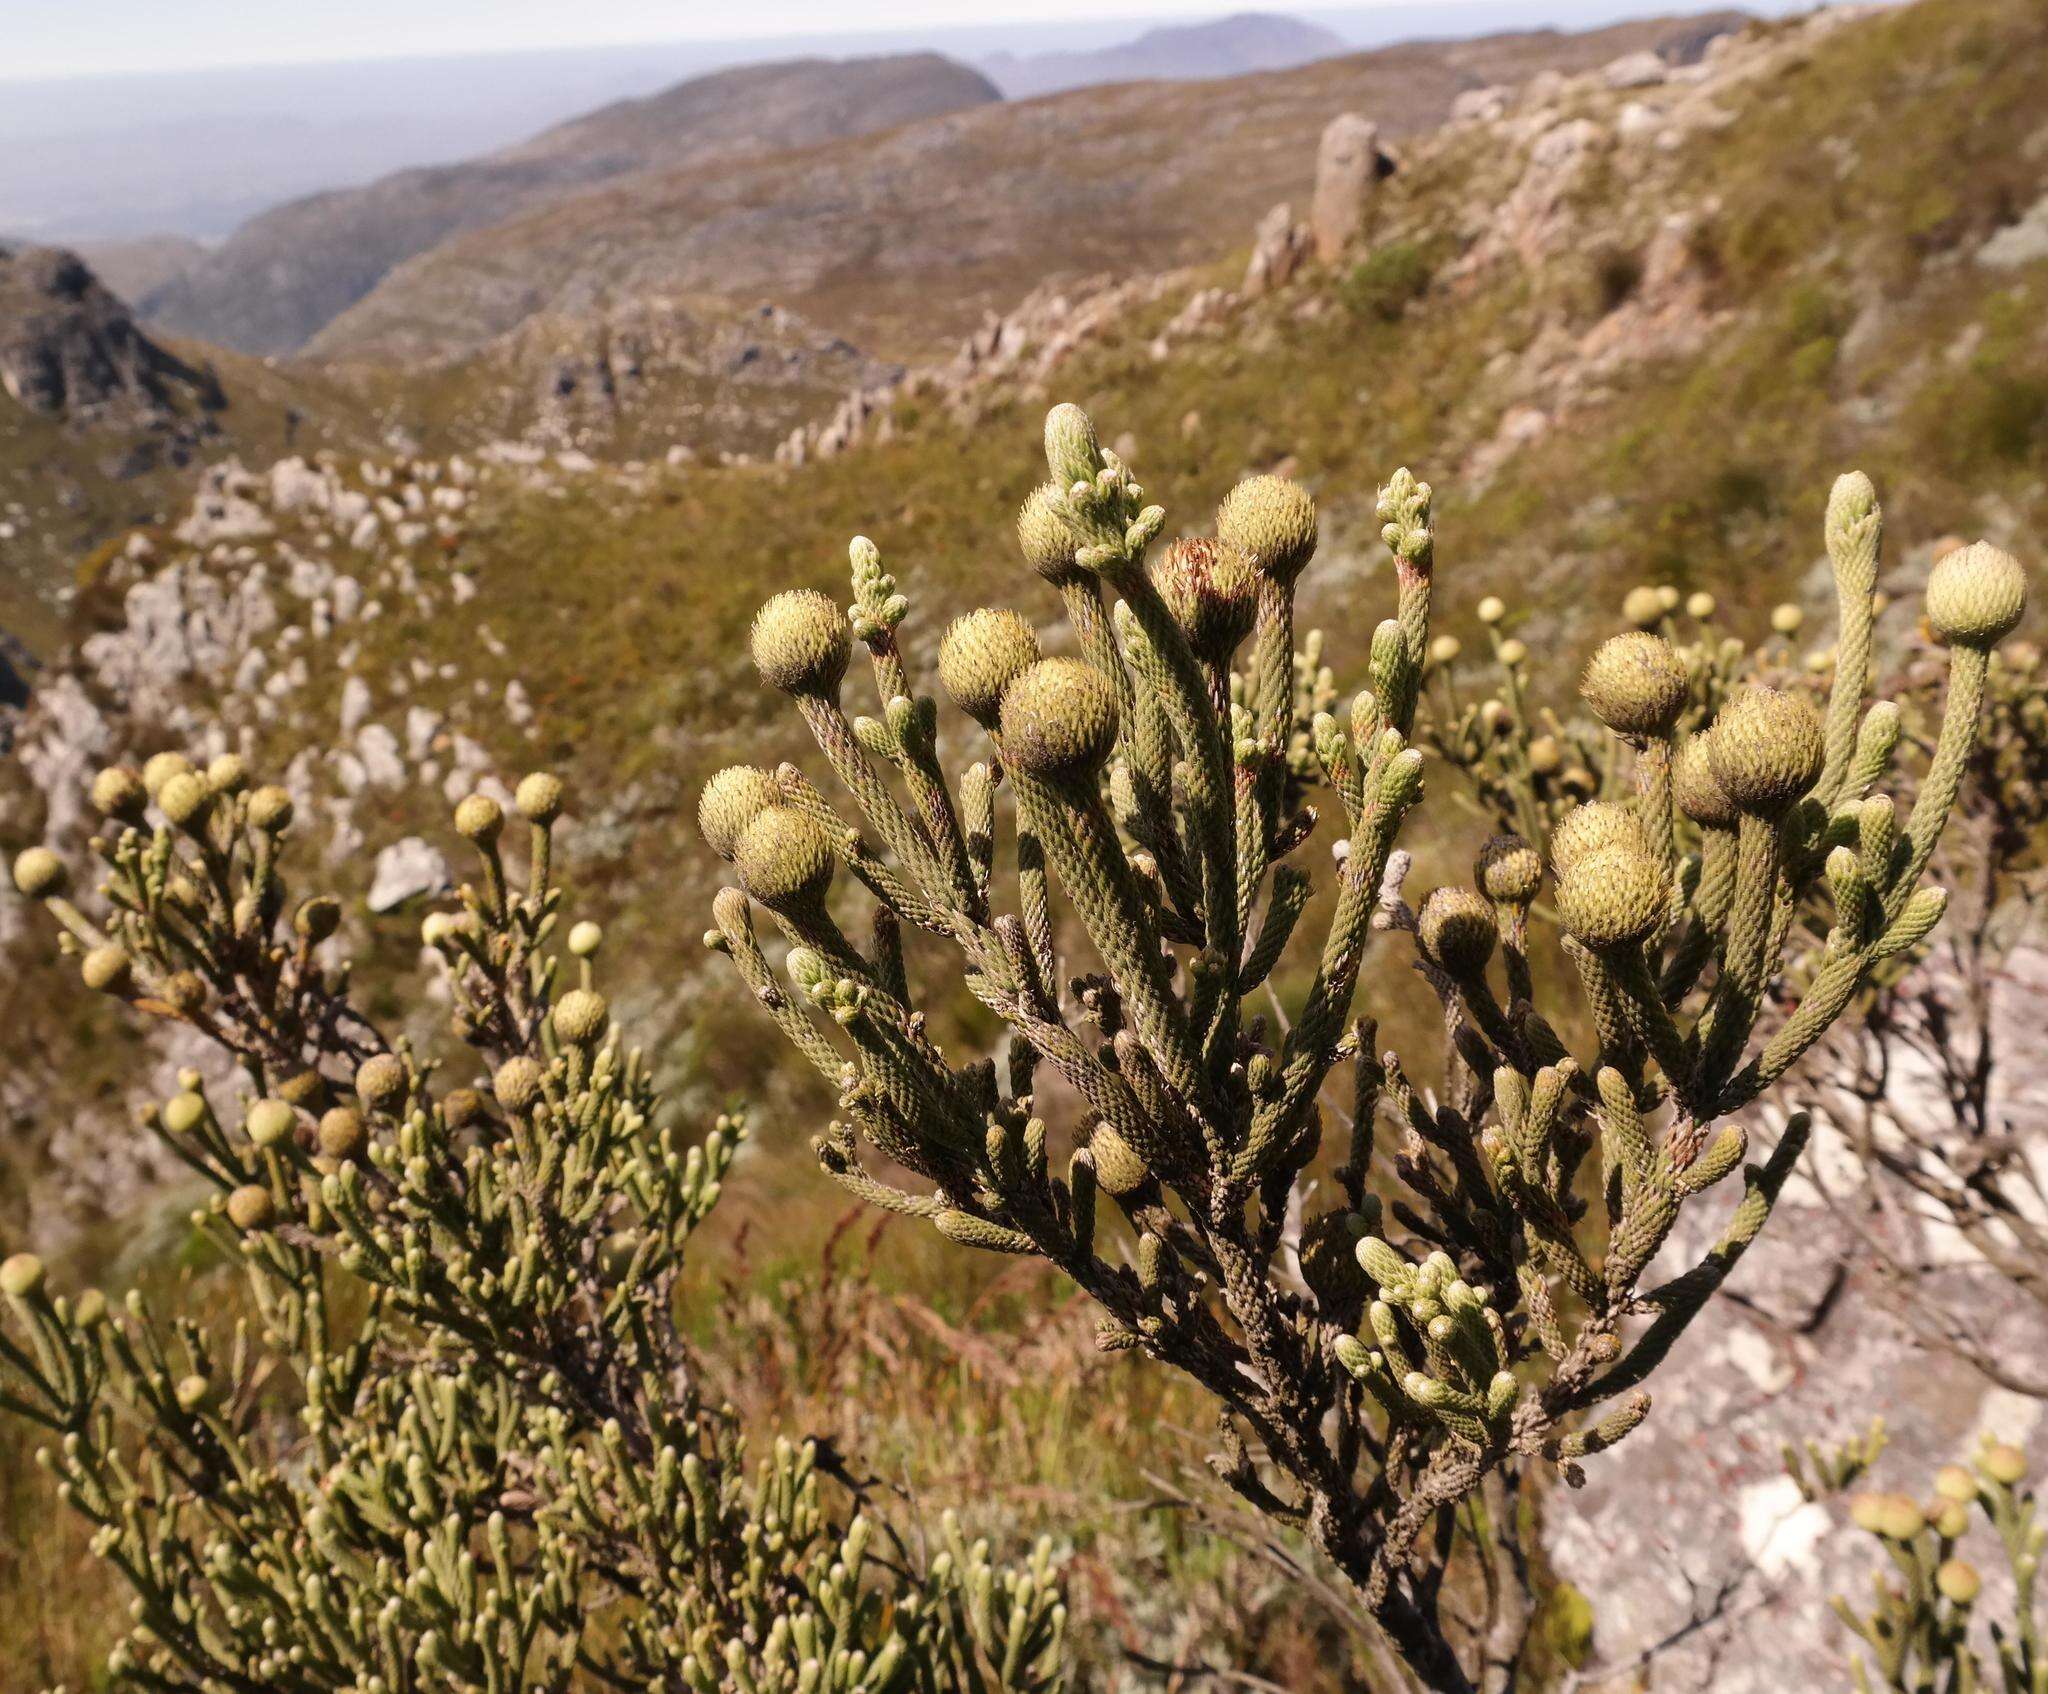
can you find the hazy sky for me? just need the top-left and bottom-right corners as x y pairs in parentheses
(4, 0), (1249, 78)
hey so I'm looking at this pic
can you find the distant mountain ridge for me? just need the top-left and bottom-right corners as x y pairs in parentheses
(137, 54), (1001, 358)
(983, 11), (1349, 98)
(307, 11), (1749, 367)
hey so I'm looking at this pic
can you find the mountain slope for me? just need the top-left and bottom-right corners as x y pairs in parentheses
(982, 12), (1348, 98)
(137, 54), (1001, 358)
(310, 11), (1748, 367)
(0, 247), (380, 651)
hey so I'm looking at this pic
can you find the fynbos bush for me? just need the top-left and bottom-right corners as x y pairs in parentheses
(703, 402), (2027, 1690)
(4, 770), (1066, 1693)
(1836, 1439), (2043, 1691)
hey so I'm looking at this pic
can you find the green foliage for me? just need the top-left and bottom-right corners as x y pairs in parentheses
(1786, 1417), (1889, 1503)
(1342, 240), (1435, 322)
(704, 405), (2022, 1690)
(2, 767), (1066, 1692)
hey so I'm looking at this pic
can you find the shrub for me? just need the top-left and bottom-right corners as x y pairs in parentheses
(1834, 1438), (2043, 1689)
(4, 770), (1067, 1692)
(1342, 241), (1434, 322)
(703, 404), (2025, 1690)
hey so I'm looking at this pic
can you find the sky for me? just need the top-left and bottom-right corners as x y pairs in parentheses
(2, 0), (1243, 79)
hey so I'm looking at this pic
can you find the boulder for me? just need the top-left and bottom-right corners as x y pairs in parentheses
(1244, 203), (1311, 296)
(1310, 114), (1390, 263)
(366, 837), (450, 912)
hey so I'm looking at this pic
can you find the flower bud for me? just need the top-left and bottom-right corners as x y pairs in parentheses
(296, 897), (342, 942)
(92, 766), (148, 822)
(1017, 483), (1081, 582)
(1621, 585), (1666, 629)
(999, 657), (1120, 780)
(1936, 1559), (1981, 1605)
(697, 766), (783, 861)
(1981, 1443), (2027, 1485)
(1581, 632), (1688, 738)
(1527, 735), (1563, 776)
(1429, 634), (1462, 666)
(1417, 887), (1497, 976)
(12, 846), (67, 899)
(732, 806), (837, 912)
(157, 771), (213, 831)
(1088, 1124), (1149, 1196)
(1043, 402), (1101, 487)
(206, 753), (248, 795)
(1475, 835), (1542, 906)
(552, 988), (610, 1047)
(1933, 1464), (1977, 1503)
(453, 793), (503, 846)
(514, 771), (565, 824)
(1686, 591), (1716, 620)
(1925, 541), (2027, 649)
(1770, 603), (1804, 636)
(1874, 1494), (1927, 1541)
(163, 1091), (207, 1135)
(226, 1184), (276, 1231)
(1550, 801), (1646, 877)
(247, 785), (295, 832)
(494, 1057), (546, 1113)
(568, 921), (603, 957)
(1497, 637), (1528, 667)
(246, 1099), (297, 1147)
(355, 1055), (407, 1110)
(1707, 686), (1824, 816)
(81, 944), (133, 994)
(317, 1107), (367, 1161)
(1150, 539), (1257, 662)
(174, 1374), (215, 1414)
(1216, 474), (1318, 583)
(750, 589), (851, 696)
(0, 1253), (45, 1299)
(937, 609), (1043, 725)
(1555, 846), (1665, 951)
(141, 750), (194, 797)
(443, 1087), (487, 1128)
(1477, 596), (1506, 626)
(1673, 733), (1738, 830)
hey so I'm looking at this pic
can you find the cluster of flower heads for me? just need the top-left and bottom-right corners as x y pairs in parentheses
(693, 400), (2025, 1690)
(6, 760), (1067, 1694)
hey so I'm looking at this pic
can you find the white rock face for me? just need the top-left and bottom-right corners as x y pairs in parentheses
(366, 837), (450, 912)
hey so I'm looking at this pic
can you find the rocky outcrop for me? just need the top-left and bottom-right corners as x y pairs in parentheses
(1309, 113), (1393, 263)
(1244, 204), (1311, 297)
(0, 245), (222, 424)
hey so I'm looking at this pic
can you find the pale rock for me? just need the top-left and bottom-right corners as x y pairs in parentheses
(1310, 113), (1385, 264)
(268, 458), (330, 514)
(1451, 85), (1509, 124)
(1243, 203), (1310, 296)
(356, 723), (405, 788)
(339, 675), (372, 736)
(1978, 193), (2048, 270)
(366, 837), (449, 912)
(405, 706), (445, 760)
(1617, 100), (1664, 143)
(1604, 48), (1668, 89)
